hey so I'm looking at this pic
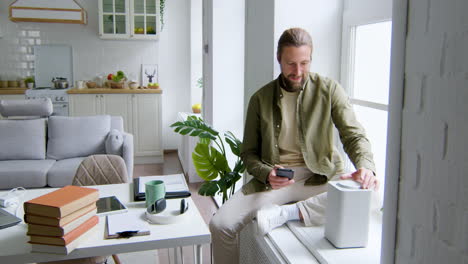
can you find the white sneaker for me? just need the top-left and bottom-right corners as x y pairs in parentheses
(256, 204), (288, 236)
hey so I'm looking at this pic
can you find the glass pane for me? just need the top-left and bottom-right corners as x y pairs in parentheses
(134, 16), (145, 34)
(103, 0), (113, 13)
(146, 16), (156, 34)
(115, 0), (126, 13)
(146, 0), (156, 14)
(353, 105), (388, 201)
(115, 15), (126, 34)
(353, 21), (392, 105)
(134, 0), (144, 14)
(103, 15), (114, 34)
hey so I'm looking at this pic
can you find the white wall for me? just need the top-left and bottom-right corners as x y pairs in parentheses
(274, 0), (343, 81)
(209, 0), (245, 138)
(391, 0), (468, 263)
(190, 0), (203, 106)
(0, 0), (190, 150)
(244, 0), (275, 113)
(158, 0), (191, 149)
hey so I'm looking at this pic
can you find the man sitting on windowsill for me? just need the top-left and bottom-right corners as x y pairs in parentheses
(209, 27), (379, 264)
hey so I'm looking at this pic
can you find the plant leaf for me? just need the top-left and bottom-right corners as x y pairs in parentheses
(218, 172), (242, 190)
(170, 117), (218, 140)
(199, 137), (211, 145)
(192, 143), (229, 181)
(198, 181), (219, 196)
(233, 159), (245, 173)
(224, 131), (242, 157)
(179, 127), (193, 135)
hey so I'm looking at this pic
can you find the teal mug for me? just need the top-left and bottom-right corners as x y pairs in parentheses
(145, 180), (166, 208)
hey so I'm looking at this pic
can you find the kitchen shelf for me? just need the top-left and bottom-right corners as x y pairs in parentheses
(9, 0), (87, 24)
(0, 88), (28, 95)
(67, 88), (162, 94)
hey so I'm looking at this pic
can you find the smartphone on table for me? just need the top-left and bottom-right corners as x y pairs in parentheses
(276, 168), (294, 179)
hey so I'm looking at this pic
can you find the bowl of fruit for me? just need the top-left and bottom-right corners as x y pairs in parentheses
(107, 71), (126, 89)
(147, 82), (159, 89)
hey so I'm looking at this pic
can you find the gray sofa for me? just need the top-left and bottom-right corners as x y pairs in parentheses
(0, 115), (134, 189)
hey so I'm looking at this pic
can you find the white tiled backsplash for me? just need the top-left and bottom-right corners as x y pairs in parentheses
(0, 0), (159, 84)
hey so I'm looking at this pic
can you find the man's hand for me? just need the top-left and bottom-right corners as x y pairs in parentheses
(340, 168), (379, 191)
(268, 165), (295, 189)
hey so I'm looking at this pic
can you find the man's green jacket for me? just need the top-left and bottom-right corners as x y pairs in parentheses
(241, 72), (376, 194)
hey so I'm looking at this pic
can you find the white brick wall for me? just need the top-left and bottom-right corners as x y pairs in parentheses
(396, 0), (468, 263)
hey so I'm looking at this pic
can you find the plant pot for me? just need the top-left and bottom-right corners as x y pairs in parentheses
(27, 82), (34, 89)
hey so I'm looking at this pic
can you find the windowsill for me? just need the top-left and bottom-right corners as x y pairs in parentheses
(267, 210), (382, 263)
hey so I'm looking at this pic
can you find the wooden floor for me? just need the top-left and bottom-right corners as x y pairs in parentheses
(125, 151), (216, 264)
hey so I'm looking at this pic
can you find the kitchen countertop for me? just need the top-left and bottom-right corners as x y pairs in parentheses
(0, 88), (28, 95)
(67, 88), (163, 94)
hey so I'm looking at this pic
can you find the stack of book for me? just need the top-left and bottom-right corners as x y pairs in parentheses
(24, 185), (100, 254)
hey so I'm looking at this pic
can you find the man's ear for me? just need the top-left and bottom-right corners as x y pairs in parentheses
(277, 53), (281, 64)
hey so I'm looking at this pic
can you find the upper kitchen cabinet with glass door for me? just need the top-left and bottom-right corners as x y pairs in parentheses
(130, 0), (158, 39)
(98, 0), (160, 40)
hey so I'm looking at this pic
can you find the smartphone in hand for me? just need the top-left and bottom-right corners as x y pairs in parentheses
(276, 168), (294, 179)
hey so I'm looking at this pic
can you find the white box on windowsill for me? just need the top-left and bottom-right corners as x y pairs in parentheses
(325, 180), (372, 248)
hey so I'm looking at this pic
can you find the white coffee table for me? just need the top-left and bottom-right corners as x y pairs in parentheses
(0, 183), (211, 264)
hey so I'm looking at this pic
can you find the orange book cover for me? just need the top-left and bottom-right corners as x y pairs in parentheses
(28, 215), (99, 246)
(24, 203), (96, 227)
(27, 207), (97, 236)
(30, 225), (98, 255)
(24, 185), (99, 218)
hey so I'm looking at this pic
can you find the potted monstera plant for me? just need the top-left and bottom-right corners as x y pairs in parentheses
(170, 116), (245, 204)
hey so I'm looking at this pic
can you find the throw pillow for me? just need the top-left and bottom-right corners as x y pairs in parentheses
(105, 129), (124, 156)
(0, 118), (46, 160)
(47, 115), (111, 160)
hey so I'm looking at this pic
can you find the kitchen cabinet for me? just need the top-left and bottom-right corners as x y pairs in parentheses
(98, 0), (160, 40)
(69, 93), (162, 163)
(0, 94), (25, 120)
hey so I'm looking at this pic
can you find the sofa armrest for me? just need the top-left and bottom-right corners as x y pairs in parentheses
(122, 132), (134, 181)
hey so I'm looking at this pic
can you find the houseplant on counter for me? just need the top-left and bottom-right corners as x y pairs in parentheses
(170, 116), (245, 204)
(24, 76), (35, 89)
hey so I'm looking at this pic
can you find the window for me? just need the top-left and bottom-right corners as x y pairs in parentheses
(347, 21), (392, 202)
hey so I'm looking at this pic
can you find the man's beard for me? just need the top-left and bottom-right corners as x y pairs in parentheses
(282, 74), (306, 92)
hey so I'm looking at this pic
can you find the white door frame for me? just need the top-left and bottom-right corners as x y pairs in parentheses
(381, 0), (407, 263)
(202, 0), (213, 125)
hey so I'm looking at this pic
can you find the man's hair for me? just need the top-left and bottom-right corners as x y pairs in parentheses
(277, 28), (313, 60)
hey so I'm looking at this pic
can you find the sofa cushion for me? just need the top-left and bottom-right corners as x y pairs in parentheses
(105, 129), (124, 155)
(0, 118), (46, 161)
(0, 98), (53, 118)
(47, 157), (86, 187)
(0, 160), (55, 189)
(47, 116), (111, 160)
